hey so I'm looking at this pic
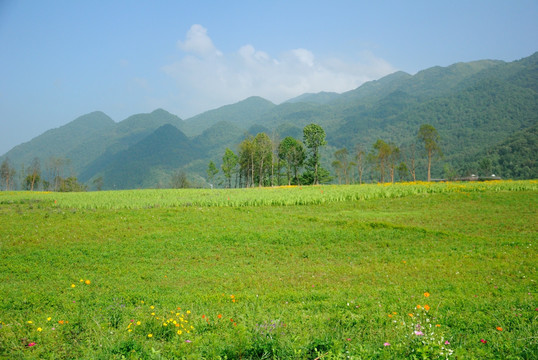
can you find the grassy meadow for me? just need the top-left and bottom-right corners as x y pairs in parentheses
(0, 181), (536, 359)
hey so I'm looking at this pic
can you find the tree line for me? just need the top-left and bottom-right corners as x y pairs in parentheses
(207, 123), (442, 188)
(0, 156), (87, 192)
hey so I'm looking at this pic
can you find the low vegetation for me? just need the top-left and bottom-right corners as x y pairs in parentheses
(0, 181), (536, 358)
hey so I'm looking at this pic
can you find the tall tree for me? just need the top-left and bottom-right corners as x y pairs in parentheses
(221, 148), (238, 188)
(333, 148), (352, 184)
(303, 124), (327, 185)
(371, 139), (391, 183)
(238, 135), (255, 187)
(171, 170), (190, 189)
(26, 157), (41, 191)
(355, 145), (366, 184)
(0, 158), (16, 191)
(417, 124), (442, 182)
(206, 161), (219, 188)
(254, 133), (272, 187)
(278, 136), (306, 185)
(388, 143), (400, 183)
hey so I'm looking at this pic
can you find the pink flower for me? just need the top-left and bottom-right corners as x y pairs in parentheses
(414, 331), (424, 336)
(383, 342), (391, 346)
(346, 338), (351, 341)
(185, 340), (192, 343)
(27, 342), (36, 347)
(480, 339), (487, 344)
(445, 340), (450, 345)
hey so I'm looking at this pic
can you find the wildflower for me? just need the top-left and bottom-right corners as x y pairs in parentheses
(346, 338), (351, 341)
(128, 329), (132, 332)
(27, 342), (36, 347)
(147, 334), (153, 338)
(79, 279), (83, 282)
(37, 328), (42, 332)
(186, 310), (191, 314)
(151, 313), (155, 316)
(27, 321), (33, 324)
(162, 323), (167, 327)
(416, 305), (422, 309)
(71, 284), (76, 288)
(185, 340), (192, 343)
(408, 313), (414, 317)
(480, 339), (487, 343)
(445, 340), (450, 345)
(496, 327), (503, 331)
(177, 330), (182, 335)
(388, 314), (393, 318)
(424, 305), (430, 311)
(217, 314), (222, 319)
(150, 306), (154, 309)
(424, 292), (430, 297)
(415, 331), (424, 336)
(383, 342), (391, 346)
(85, 280), (90, 285)
(47, 317), (51, 321)
(435, 324), (441, 327)
(136, 321), (141, 325)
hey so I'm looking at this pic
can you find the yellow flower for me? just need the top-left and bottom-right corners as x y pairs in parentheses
(27, 321), (33, 324)
(128, 329), (132, 332)
(47, 317), (51, 321)
(71, 284), (76, 288)
(147, 334), (153, 338)
(37, 327), (42, 332)
(151, 313), (155, 316)
(141, 300), (145, 304)
(186, 310), (191, 314)
(150, 306), (155, 310)
(79, 279), (84, 282)
(163, 323), (168, 327)
(136, 321), (141, 325)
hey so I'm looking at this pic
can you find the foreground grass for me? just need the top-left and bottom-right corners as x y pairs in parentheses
(0, 183), (536, 359)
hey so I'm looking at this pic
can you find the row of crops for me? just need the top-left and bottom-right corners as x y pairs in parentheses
(0, 180), (536, 209)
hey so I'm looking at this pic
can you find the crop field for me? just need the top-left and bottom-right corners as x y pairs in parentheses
(0, 181), (536, 359)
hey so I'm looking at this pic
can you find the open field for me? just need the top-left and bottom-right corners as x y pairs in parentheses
(0, 181), (537, 359)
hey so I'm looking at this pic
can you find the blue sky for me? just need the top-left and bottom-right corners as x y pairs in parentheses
(1, 0), (537, 155)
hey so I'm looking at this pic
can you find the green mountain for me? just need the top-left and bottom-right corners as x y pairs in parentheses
(2, 52), (537, 189)
(1, 111), (115, 171)
(96, 124), (201, 189)
(183, 96), (276, 136)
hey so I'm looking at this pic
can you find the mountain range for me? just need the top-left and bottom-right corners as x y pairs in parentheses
(1, 52), (537, 189)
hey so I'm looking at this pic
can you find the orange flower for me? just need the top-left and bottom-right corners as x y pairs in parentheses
(496, 327), (503, 331)
(435, 324), (441, 327)
(408, 313), (414, 317)
(388, 314), (393, 318)
(85, 280), (91, 285)
(424, 292), (430, 297)
(424, 305), (430, 311)
(416, 305), (422, 309)
(217, 314), (222, 319)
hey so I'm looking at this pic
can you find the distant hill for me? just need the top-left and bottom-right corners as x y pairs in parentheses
(2, 52), (537, 189)
(183, 96), (275, 136)
(95, 124), (202, 189)
(1, 111), (114, 171)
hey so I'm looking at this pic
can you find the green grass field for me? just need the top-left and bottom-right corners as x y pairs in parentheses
(1, 181), (536, 359)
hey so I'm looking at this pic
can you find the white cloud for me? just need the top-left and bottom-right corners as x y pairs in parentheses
(164, 25), (396, 117)
(177, 24), (222, 57)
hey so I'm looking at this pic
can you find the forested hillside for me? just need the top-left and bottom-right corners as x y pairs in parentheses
(1, 52), (536, 190)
